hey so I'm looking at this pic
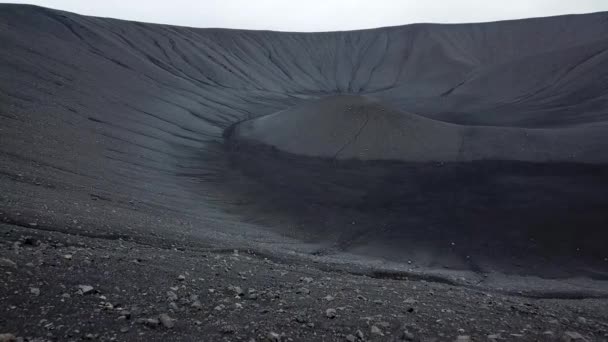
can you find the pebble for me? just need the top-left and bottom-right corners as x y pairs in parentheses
(455, 336), (471, 342)
(220, 325), (236, 334)
(78, 285), (94, 295)
(296, 287), (310, 295)
(177, 275), (186, 281)
(191, 300), (202, 309)
(267, 332), (282, 342)
(356, 330), (365, 340)
(0, 258), (17, 268)
(326, 308), (337, 319)
(137, 318), (160, 328)
(229, 285), (244, 296)
(29, 287), (40, 296)
(301, 277), (313, 283)
(403, 330), (415, 341)
(166, 291), (178, 301)
(371, 325), (383, 336)
(345, 334), (356, 342)
(0, 334), (17, 342)
(159, 313), (175, 328)
(563, 332), (586, 341)
(323, 295), (335, 301)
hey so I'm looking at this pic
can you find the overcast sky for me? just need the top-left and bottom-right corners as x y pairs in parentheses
(4, 0), (608, 31)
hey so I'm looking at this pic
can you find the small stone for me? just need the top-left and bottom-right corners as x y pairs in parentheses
(220, 325), (236, 334)
(456, 336), (471, 342)
(267, 332), (281, 342)
(371, 326), (383, 335)
(296, 287), (310, 295)
(403, 330), (415, 341)
(78, 285), (94, 295)
(301, 277), (313, 283)
(166, 291), (178, 301)
(158, 314), (174, 329)
(0, 334), (17, 342)
(345, 334), (356, 342)
(488, 334), (501, 340)
(326, 308), (337, 319)
(30, 287), (40, 296)
(295, 313), (307, 323)
(0, 258), (17, 268)
(356, 330), (365, 340)
(229, 286), (244, 296)
(177, 275), (186, 281)
(63, 254), (73, 260)
(577, 317), (587, 325)
(119, 327), (129, 333)
(563, 332), (586, 341)
(144, 318), (160, 327)
(191, 300), (202, 309)
(323, 295), (335, 301)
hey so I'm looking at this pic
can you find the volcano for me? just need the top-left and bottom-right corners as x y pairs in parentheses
(1, 6), (608, 340)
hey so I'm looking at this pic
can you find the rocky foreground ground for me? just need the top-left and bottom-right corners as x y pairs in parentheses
(1, 222), (607, 342)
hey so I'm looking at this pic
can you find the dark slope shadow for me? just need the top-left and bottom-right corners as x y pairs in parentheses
(184, 136), (608, 281)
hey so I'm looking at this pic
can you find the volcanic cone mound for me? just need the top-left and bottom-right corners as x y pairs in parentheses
(229, 95), (608, 163)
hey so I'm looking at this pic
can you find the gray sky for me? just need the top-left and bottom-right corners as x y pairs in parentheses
(4, 0), (608, 31)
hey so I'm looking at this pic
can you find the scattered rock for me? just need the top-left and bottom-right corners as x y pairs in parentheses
(29, 287), (40, 296)
(296, 287), (310, 295)
(300, 277), (313, 283)
(323, 295), (335, 301)
(326, 308), (337, 319)
(456, 336), (471, 342)
(159, 313), (175, 328)
(563, 332), (587, 341)
(166, 291), (178, 301)
(403, 330), (415, 341)
(371, 325), (383, 336)
(191, 299), (202, 310)
(137, 318), (160, 328)
(77, 285), (94, 295)
(177, 274), (186, 281)
(0, 334), (17, 342)
(0, 258), (16, 268)
(220, 325), (236, 334)
(356, 330), (365, 340)
(267, 332), (282, 342)
(228, 285), (244, 296)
